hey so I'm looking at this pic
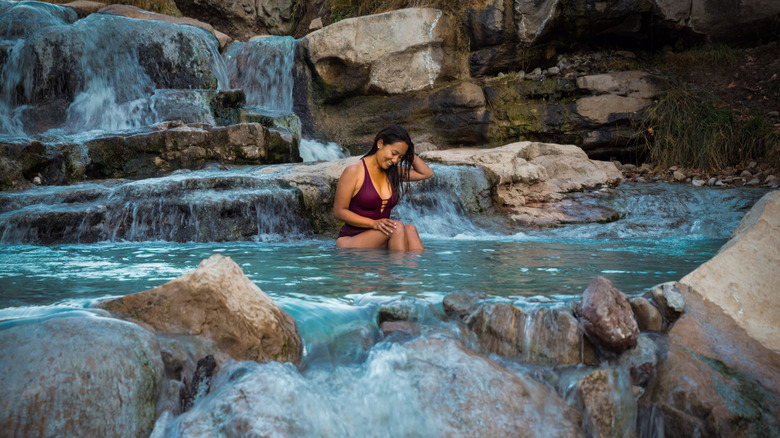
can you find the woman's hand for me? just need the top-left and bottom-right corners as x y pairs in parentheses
(373, 218), (397, 235)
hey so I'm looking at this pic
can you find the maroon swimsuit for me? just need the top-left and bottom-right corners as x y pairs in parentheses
(338, 159), (399, 238)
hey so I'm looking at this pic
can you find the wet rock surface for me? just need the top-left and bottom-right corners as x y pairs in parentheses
(163, 336), (585, 437)
(576, 276), (640, 352)
(0, 312), (164, 438)
(99, 254), (303, 365)
(421, 142), (622, 227)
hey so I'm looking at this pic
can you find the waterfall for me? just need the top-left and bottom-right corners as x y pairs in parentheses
(224, 36), (296, 115)
(0, 2), (228, 137)
(299, 138), (348, 162)
(0, 170), (312, 243)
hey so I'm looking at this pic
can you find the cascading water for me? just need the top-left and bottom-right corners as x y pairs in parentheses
(224, 36), (296, 115)
(0, 1), (229, 138)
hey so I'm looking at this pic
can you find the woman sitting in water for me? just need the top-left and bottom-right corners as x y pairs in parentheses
(334, 125), (434, 250)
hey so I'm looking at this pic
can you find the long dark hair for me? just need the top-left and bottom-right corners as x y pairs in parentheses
(362, 125), (415, 198)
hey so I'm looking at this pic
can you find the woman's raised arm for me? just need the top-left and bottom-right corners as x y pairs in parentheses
(405, 154), (434, 182)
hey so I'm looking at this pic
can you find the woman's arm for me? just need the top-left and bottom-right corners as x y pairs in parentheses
(406, 154), (434, 182)
(333, 163), (395, 234)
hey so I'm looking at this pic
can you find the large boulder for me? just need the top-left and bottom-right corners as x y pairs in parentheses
(0, 312), (164, 438)
(99, 254), (303, 365)
(421, 142), (622, 226)
(643, 283), (780, 437)
(643, 190), (780, 437)
(576, 276), (640, 352)
(679, 190), (780, 353)
(302, 8), (466, 99)
(159, 337), (585, 437)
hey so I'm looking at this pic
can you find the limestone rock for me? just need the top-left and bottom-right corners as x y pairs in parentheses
(442, 290), (488, 321)
(569, 368), (637, 438)
(303, 8), (464, 98)
(99, 254), (303, 364)
(576, 276), (639, 352)
(645, 281), (685, 324)
(573, 95), (652, 126)
(679, 190), (780, 352)
(576, 71), (664, 99)
(617, 334), (659, 387)
(0, 312), (164, 438)
(643, 283), (780, 437)
(467, 302), (596, 365)
(421, 142), (621, 227)
(629, 296), (664, 332)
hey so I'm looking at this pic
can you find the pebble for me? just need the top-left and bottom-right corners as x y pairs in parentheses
(747, 178), (760, 186)
(765, 175), (778, 184)
(707, 177), (717, 186)
(769, 111), (779, 117)
(748, 161), (757, 169)
(692, 178), (705, 187)
(740, 170), (753, 178)
(33, 176), (42, 185)
(673, 170), (687, 181)
(715, 180), (725, 186)
(547, 66), (560, 75)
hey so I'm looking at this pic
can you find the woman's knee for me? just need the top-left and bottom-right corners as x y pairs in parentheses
(404, 224), (418, 235)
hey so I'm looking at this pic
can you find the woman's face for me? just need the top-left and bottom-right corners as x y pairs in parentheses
(375, 140), (409, 170)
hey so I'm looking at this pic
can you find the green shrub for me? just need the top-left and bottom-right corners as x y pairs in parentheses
(640, 79), (779, 171)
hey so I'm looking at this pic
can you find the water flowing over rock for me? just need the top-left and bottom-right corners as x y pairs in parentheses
(302, 8), (465, 99)
(421, 142), (622, 227)
(576, 276), (640, 353)
(679, 190), (780, 352)
(464, 301), (597, 365)
(99, 254), (303, 365)
(0, 6), (227, 136)
(157, 337), (585, 437)
(564, 368), (638, 438)
(0, 312), (164, 437)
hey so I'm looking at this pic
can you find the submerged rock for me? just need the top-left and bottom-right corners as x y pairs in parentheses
(99, 254), (303, 365)
(0, 312), (164, 438)
(576, 276), (639, 353)
(160, 336), (584, 437)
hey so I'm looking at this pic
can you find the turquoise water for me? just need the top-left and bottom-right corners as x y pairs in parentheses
(0, 237), (722, 310)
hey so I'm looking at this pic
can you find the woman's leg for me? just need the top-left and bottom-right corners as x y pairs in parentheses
(336, 229), (391, 249)
(404, 224), (424, 251)
(386, 221), (408, 251)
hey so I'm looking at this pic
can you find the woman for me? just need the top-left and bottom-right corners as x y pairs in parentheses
(333, 125), (434, 251)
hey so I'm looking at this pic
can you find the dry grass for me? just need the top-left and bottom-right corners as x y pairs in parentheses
(640, 79), (779, 171)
